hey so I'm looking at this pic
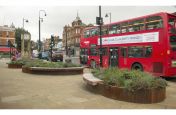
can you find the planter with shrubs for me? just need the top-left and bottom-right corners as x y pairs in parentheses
(22, 60), (83, 75)
(7, 59), (26, 68)
(84, 68), (167, 103)
(7, 58), (39, 68)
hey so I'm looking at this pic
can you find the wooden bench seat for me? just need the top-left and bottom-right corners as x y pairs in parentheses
(83, 73), (103, 86)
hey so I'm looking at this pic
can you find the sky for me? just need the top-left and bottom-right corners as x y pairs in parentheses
(0, 3), (176, 42)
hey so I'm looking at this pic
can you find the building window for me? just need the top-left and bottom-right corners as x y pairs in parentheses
(6, 31), (9, 37)
(0, 32), (2, 37)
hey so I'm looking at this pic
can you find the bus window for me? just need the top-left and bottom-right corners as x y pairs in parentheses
(168, 18), (176, 34)
(121, 22), (128, 33)
(128, 46), (143, 58)
(90, 28), (99, 37)
(146, 16), (163, 30)
(170, 36), (176, 51)
(121, 47), (127, 57)
(102, 26), (108, 35)
(80, 48), (88, 55)
(129, 19), (145, 32)
(109, 24), (121, 34)
(90, 48), (98, 56)
(144, 46), (152, 57)
(90, 44), (97, 56)
(99, 47), (108, 56)
(84, 30), (90, 38)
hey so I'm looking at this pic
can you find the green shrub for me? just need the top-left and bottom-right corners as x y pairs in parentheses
(23, 60), (81, 68)
(92, 68), (167, 92)
(0, 52), (10, 58)
(8, 58), (42, 65)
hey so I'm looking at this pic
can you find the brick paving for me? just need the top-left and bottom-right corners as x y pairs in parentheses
(0, 59), (176, 109)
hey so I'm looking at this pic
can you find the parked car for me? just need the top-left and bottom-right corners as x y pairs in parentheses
(52, 51), (63, 62)
(39, 51), (49, 60)
(32, 50), (39, 58)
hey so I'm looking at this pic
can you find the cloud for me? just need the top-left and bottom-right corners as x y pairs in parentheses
(0, 6), (175, 41)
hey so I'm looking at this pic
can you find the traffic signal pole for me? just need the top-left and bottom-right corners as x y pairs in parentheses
(50, 35), (54, 62)
(99, 6), (103, 67)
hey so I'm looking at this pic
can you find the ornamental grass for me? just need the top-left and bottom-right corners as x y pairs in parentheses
(92, 67), (167, 92)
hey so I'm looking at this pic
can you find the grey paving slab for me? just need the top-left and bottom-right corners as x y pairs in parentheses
(0, 59), (176, 109)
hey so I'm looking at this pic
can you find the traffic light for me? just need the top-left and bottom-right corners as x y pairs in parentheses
(96, 17), (103, 25)
(50, 35), (55, 48)
(50, 35), (54, 62)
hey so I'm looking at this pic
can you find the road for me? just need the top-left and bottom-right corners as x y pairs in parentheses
(0, 58), (176, 109)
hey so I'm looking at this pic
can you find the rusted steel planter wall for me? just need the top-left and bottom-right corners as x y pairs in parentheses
(8, 64), (23, 68)
(84, 75), (166, 104)
(22, 66), (83, 75)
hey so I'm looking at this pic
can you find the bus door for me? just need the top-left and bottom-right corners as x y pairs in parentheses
(80, 48), (88, 64)
(99, 47), (109, 68)
(109, 47), (119, 67)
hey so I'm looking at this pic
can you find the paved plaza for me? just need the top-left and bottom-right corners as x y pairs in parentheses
(0, 58), (176, 109)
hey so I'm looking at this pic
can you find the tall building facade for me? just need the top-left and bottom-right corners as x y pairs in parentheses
(62, 14), (93, 56)
(0, 24), (15, 46)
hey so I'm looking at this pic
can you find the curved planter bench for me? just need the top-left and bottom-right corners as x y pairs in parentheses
(7, 63), (23, 69)
(22, 66), (83, 75)
(83, 73), (166, 104)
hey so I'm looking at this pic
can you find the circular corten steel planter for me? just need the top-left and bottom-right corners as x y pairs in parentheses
(84, 74), (166, 104)
(100, 84), (166, 103)
(8, 64), (23, 68)
(22, 66), (83, 75)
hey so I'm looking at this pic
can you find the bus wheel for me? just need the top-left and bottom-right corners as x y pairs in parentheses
(90, 60), (96, 69)
(131, 63), (143, 71)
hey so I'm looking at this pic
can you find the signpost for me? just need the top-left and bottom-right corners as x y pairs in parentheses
(96, 6), (103, 67)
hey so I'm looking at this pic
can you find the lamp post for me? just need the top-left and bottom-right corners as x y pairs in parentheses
(22, 18), (29, 57)
(23, 18), (29, 31)
(39, 10), (47, 58)
(105, 12), (111, 24)
(65, 27), (68, 56)
(99, 6), (103, 67)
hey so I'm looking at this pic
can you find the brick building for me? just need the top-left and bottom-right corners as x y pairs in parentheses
(62, 14), (93, 56)
(0, 24), (15, 46)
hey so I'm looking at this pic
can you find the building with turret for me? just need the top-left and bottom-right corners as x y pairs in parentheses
(62, 13), (93, 56)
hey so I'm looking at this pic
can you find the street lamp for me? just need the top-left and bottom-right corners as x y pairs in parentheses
(105, 12), (111, 24)
(22, 18), (29, 57)
(65, 27), (68, 56)
(39, 10), (47, 58)
(23, 18), (29, 30)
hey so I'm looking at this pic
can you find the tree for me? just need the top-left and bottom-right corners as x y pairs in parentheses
(15, 27), (31, 52)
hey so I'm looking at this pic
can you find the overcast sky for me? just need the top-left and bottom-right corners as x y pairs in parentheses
(0, 6), (176, 42)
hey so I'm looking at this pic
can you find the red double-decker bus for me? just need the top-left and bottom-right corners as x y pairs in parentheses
(80, 12), (176, 77)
